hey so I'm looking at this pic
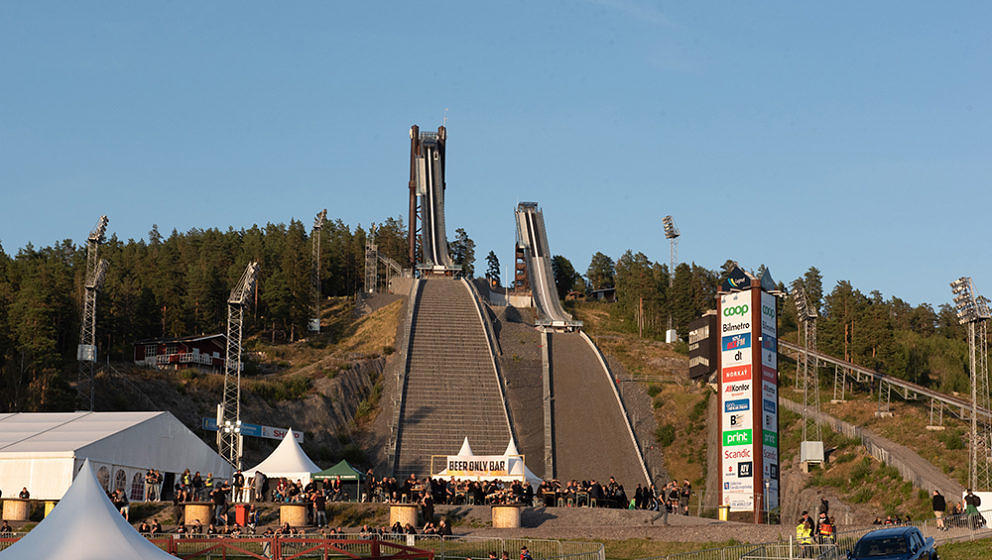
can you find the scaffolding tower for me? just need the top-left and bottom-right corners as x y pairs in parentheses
(77, 215), (109, 411)
(217, 261), (259, 468)
(792, 282), (823, 464)
(309, 209), (327, 332)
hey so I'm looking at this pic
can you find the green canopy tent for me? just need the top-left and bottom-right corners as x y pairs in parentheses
(312, 460), (366, 501)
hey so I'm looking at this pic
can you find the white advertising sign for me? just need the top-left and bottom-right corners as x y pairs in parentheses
(721, 292), (754, 511)
(760, 291), (779, 511)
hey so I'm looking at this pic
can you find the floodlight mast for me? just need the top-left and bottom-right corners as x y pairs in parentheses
(218, 261), (259, 468)
(77, 215), (109, 411)
(950, 277), (992, 491)
(662, 216), (680, 340)
(309, 209), (327, 332)
(792, 283), (822, 451)
(365, 223), (378, 294)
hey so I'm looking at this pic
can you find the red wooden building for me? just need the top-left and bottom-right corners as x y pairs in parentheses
(133, 334), (225, 371)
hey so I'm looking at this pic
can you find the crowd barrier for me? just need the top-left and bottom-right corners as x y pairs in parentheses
(0, 532), (603, 560)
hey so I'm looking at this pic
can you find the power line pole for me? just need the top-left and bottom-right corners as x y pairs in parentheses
(218, 261), (259, 468)
(77, 215), (109, 411)
(309, 209), (327, 332)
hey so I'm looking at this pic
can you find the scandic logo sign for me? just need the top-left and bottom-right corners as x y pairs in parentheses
(723, 429), (753, 446)
(722, 364), (751, 383)
(722, 333), (751, 352)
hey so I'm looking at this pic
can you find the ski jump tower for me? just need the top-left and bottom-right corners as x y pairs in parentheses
(408, 124), (459, 276)
(77, 215), (109, 411)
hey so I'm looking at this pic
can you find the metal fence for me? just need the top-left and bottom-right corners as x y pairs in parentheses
(0, 532), (602, 560)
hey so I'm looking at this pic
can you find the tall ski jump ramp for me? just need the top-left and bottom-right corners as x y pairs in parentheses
(515, 202), (651, 486)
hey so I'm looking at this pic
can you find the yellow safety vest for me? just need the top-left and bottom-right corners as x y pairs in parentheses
(796, 523), (813, 544)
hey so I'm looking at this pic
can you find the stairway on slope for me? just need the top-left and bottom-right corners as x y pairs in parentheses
(550, 332), (647, 488)
(394, 278), (511, 478)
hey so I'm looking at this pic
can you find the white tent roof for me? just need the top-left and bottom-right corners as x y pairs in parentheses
(0, 411), (231, 499)
(0, 459), (178, 560)
(243, 429), (320, 481)
(457, 437), (474, 457)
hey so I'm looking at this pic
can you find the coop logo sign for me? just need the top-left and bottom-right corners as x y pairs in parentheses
(724, 304), (749, 317)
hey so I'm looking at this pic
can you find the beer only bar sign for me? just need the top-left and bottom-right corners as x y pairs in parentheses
(719, 284), (779, 516)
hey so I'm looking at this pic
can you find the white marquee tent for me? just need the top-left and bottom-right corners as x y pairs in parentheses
(0, 459), (178, 560)
(243, 429), (321, 482)
(0, 411), (231, 500)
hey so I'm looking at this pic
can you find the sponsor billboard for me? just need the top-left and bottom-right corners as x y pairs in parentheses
(760, 291), (779, 512)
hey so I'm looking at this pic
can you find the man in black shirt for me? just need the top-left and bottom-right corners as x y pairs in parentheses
(932, 490), (946, 531)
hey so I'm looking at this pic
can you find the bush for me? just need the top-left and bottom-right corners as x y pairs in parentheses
(850, 458), (872, 483)
(941, 429), (966, 450)
(655, 424), (676, 447)
(647, 384), (662, 397)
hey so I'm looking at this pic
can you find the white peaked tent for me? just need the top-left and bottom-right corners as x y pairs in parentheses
(0, 459), (177, 560)
(457, 437), (474, 457)
(243, 429), (321, 482)
(504, 440), (543, 488)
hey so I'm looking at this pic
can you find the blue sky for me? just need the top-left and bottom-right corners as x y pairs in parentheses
(1, 2), (989, 306)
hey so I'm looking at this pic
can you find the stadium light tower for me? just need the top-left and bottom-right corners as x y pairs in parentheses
(217, 261), (259, 468)
(309, 209), (327, 332)
(950, 276), (992, 491)
(792, 282), (823, 466)
(77, 215), (109, 411)
(365, 222), (378, 294)
(662, 215), (680, 343)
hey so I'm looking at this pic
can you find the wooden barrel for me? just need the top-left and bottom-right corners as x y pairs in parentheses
(388, 503), (419, 528)
(184, 502), (213, 525)
(491, 504), (522, 529)
(280, 503), (308, 527)
(2, 499), (30, 522)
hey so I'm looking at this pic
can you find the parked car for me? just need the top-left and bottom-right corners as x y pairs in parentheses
(848, 526), (938, 560)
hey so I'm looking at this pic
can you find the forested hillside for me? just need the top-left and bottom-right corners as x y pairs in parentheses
(0, 216), (412, 411)
(557, 253), (974, 394)
(0, 211), (975, 415)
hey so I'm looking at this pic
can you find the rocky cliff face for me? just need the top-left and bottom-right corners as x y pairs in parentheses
(96, 357), (385, 467)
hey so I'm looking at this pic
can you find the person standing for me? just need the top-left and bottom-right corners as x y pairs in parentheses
(965, 489), (982, 530)
(932, 490), (946, 531)
(232, 470), (245, 502)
